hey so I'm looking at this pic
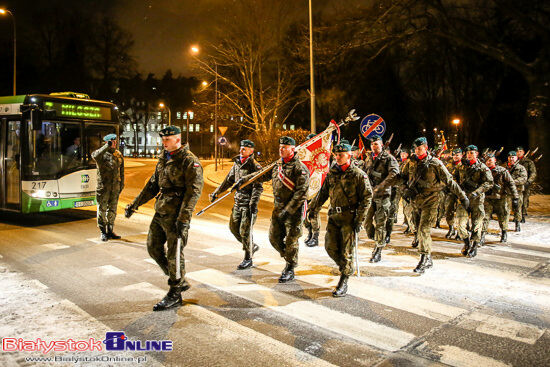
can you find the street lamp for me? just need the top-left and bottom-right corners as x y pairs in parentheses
(191, 45), (219, 171)
(201, 81), (208, 87)
(159, 102), (171, 126)
(452, 119), (460, 147)
(308, 0), (316, 133)
(0, 8), (16, 95)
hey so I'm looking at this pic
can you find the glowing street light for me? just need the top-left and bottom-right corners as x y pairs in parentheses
(190, 45), (199, 54)
(452, 119), (460, 125)
(201, 81), (208, 87)
(0, 8), (16, 95)
(159, 102), (171, 126)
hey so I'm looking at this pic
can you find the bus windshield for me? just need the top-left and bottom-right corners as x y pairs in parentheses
(23, 121), (116, 179)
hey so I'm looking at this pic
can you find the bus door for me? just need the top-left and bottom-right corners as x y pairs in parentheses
(0, 119), (21, 210)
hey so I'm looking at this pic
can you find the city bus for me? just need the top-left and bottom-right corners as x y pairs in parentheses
(0, 92), (120, 213)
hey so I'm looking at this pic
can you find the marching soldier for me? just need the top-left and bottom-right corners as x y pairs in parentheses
(454, 145), (493, 257)
(351, 145), (366, 172)
(304, 133), (321, 247)
(506, 151), (528, 232)
(386, 148), (410, 239)
(400, 137), (468, 273)
(516, 146), (537, 222)
(483, 154), (518, 243)
(444, 148), (463, 239)
(125, 126), (203, 311)
(238, 136), (310, 283)
(91, 133), (124, 241)
(209, 140), (263, 269)
(363, 135), (399, 262)
(308, 143), (372, 297)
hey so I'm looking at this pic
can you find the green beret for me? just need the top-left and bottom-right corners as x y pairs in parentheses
(465, 145), (478, 152)
(369, 135), (383, 142)
(485, 153), (495, 159)
(103, 133), (117, 142)
(516, 146), (525, 151)
(306, 133), (316, 140)
(413, 137), (427, 147)
(452, 148), (462, 154)
(240, 139), (255, 148)
(340, 139), (350, 145)
(351, 146), (359, 151)
(159, 126), (181, 137)
(508, 151), (517, 157)
(334, 143), (351, 152)
(279, 136), (296, 146)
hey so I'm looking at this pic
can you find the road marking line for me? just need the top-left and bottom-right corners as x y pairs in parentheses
(120, 282), (166, 298)
(490, 246), (550, 259)
(202, 247), (240, 256)
(187, 268), (416, 351)
(97, 265), (126, 276)
(476, 253), (541, 268)
(434, 345), (512, 367)
(457, 311), (545, 345)
(42, 243), (70, 250)
(144, 258), (157, 265)
(86, 237), (103, 244)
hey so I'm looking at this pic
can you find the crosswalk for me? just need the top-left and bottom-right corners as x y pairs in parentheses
(3, 218), (550, 367)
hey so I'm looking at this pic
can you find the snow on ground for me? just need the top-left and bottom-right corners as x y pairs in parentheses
(0, 263), (159, 367)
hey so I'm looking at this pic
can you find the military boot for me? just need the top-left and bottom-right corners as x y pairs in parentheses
(306, 232), (319, 247)
(520, 215), (526, 223)
(411, 234), (419, 248)
(515, 220), (521, 232)
(445, 226), (455, 239)
(369, 247), (382, 263)
(500, 230), (507, 243)
(393, 216), (398, 224)
(403, 224), (411, 235)
(304, 226), (313, 244)
(461, 237), (471, 256)
(480, 232), (486, 246)
(413, 254), (433, 274)
(468, 241), (479, 258)
(332, 275), (349, 297)
(435, 219), (441, 229)
(100, 229), (108, 242)
(153, 286), (183, 311)
(107, 225), (121, 240)
(237, 251), (253, 270)
(384, 234), (391, 245)
(278, 263), (295, 283)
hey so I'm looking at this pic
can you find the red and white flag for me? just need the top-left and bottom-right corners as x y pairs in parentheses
(297, 120), (340, 200)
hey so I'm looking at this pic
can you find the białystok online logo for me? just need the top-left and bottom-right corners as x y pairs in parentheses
(2, 332), (172, 354)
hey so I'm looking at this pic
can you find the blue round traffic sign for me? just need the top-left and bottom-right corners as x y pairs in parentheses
(360, 114), (386, 139)
(218, 136), (227, 145)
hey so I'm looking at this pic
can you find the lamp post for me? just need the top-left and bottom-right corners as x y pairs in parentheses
(159, 102), (171, 126)
(308, 0), (316, 133)
(452, 118), (460, 147)
(0, 8), (16, 95)
(191, 45), (219, 170)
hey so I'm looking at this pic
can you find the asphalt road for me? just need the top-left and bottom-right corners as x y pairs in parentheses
(1, 158), (549, 367)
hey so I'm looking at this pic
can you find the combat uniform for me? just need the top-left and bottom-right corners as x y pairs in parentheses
(247, 136), (310, 282)
(483, 164), (518, 243)
(517, 150), (537, 221)
(506, 156), (528, 231)
(454, 146), (493, 256)
(91, 134), (124, 241)
(386, 155), (409, 239)
(304, 133), (321, 247)
(400, 137), (467, 273)
(309, 143), (372, 297)
(363, 137), (399, 263)
(443, 157), (462, 238)
(127, 126), (203, 311)
(210, 140), (263, 269)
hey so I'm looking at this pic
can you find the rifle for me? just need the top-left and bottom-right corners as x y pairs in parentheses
(394, 143), (402, 157)
(526, 147), (539, 158)
(494, 146), (504, 157)
(535, 154), (543, 163)
(196, 109), (361, 216)
(383, 133), (394, 151)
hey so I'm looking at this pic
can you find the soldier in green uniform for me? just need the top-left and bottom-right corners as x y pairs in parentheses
(400, 137), (468, 273)
(308, 143), (372, 297)
(483, 154), (518, 243)
(444, 148), (463, 239)
(351, 145), (367, 172)
(238, 136), (310, 283)
(304, 133), (321, 247)
(363, 135), (399, 262)
(209, 140), (263, 269)
(386, 148), (409, 240)
(516, 146), (537, 223)
(125, 126), (203, 311)
(91, 133), (124, 241)
(506, 151), (528, 232)
(454, 145), (493, 257)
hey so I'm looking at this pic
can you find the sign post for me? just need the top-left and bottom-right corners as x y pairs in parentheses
(218, 136), (227, 170)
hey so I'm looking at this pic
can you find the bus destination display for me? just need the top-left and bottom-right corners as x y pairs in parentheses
(44, 101), (112, 120)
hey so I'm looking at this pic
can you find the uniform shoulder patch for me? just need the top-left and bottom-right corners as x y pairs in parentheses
(193, 162), (200, 167)
(256, 165), (262, 169)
